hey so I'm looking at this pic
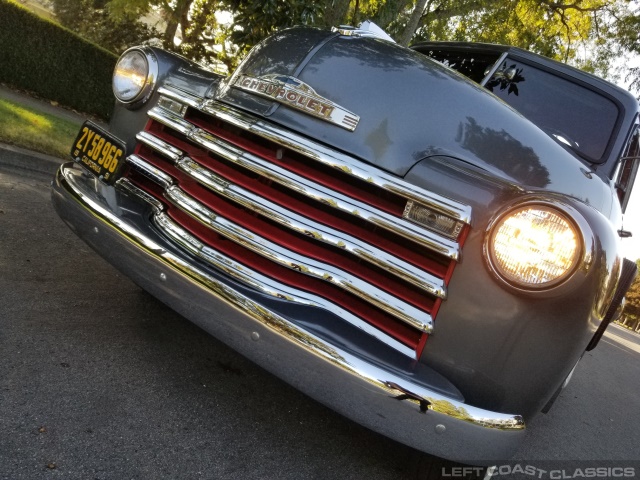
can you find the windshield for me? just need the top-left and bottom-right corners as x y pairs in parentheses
(485, 59), (619, 163)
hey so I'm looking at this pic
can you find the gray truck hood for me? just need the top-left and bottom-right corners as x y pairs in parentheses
(215, 27), (611, 212)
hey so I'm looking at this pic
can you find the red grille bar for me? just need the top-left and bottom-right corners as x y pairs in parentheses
(122, 99), (469, 356)
(135, 145), (436, 312)
(125, 168), (424, 349)
(145, 121), (451, 279)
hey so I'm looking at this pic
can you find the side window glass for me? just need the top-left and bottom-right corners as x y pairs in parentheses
(486, 59), (619, 163)
(418, 49), (501, 84)
(616, 122), (640, 212)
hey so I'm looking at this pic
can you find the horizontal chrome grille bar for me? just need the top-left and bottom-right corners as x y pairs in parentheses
(153, 212), (416, 357)
(178, 157), (447, 299)
(137, 131), (182, 162)
(115, 177), (164, 214)
(159, 85), (472, 223)
(164, 184), (433, 332)
(126, 154), (174, 189)
(140, 87), (475, 350)
(148, 106), (460, 259)
(136, 131), (446, 298)
(160, 84), (204, 109)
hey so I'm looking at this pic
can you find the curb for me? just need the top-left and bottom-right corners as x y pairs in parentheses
(0, 86), (87, 126)
(0, 142), (64, 177)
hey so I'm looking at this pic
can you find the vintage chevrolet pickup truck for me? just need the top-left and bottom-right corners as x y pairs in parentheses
(52, 23), (639, 464)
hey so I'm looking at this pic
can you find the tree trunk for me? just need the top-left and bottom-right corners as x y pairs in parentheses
(352, 0), (360, 25)
(398, 0), (429, 46)
(324, 0), (351, 28)
(163, 0), (194, 50)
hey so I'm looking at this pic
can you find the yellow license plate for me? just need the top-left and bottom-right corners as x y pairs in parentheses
(70, 121), (126, 184)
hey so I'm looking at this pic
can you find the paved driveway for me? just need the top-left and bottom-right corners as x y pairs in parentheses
(1, 162), (639, 479)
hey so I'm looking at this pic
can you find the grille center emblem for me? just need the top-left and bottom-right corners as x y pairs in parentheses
(232, 74), (360, 131)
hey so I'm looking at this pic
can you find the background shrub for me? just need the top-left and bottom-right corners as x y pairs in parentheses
(0, 0), (117, 119)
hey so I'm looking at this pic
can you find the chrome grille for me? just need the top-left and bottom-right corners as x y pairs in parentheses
(118, 84), (472, 358)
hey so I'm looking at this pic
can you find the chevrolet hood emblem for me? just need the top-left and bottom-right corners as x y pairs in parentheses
(232, 74), (360, 131)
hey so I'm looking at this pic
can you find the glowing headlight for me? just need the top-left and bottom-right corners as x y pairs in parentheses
(112, 48), (157, 105)
(486, 205), (581, 288)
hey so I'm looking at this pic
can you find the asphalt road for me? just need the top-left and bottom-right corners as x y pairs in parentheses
(1, 159), (640, 479)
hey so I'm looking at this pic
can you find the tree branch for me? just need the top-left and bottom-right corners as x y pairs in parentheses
(538, 0), (605, 14)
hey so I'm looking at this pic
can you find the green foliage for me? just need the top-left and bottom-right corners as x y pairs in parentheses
(51, 0), (159, 54)
(39, 0), (640, 88)
(622, 259), (640, 320)
(395, 1), (611, 58)
(179, 0), (637, 82)
(178, 0), (228, 69)
(105, 0), (325, 71)
(228, 0), (325, 59)
(0, 0), (117, 119)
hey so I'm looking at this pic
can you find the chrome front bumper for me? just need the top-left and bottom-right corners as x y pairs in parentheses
(52, 162), (525, 464)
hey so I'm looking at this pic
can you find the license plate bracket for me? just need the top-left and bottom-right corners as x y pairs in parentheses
(70, 121), (126, 184)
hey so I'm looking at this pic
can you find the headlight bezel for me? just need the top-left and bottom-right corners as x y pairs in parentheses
(484, 200), (588, 291)
(112, 47), (159, 108)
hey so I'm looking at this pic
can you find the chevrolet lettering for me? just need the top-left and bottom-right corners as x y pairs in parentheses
(52, 23), (639, 465)
(233, 73), (360, 131)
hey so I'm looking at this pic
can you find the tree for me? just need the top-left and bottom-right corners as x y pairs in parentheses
(622, 259), (640, 322)
(51, 0), (158, 54)
(62, 0), (640, 90)
(227, 0), (324, 56)
(388, 1), (613, 56)
(333, 0), (637, 85)
(110, 0), (325, 70)
(107, 0), (199, 50)
(611, 6), (640, 92)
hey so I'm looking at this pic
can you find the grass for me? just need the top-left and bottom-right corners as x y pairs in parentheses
(13, 0), (57, 21)
(0, 97), (80, 158)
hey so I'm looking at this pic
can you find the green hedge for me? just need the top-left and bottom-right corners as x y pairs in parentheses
(0, 0), (117, 119)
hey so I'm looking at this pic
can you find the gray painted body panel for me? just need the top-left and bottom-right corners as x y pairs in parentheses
(404, 157), (621, 417)
(218, 28), (613, 216)
(57, 26), (636, 455)
(210, 27), (626, 418)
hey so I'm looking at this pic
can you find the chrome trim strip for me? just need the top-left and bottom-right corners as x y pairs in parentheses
(148, 106), (460, 259)
(53, 163), (526, 456)
(136, 131), (182, 162)
(158, 85), (471, 223)
(135, 134), (446, 298)
(164, 185), (433, 332)
(149, 107), (194, 136)
(126, 154), (174, 188)
(154, 213), (416, 356)
(480, 52), (509, 87)
(115, 178), (164, 214)
(176, 156), (447, 299)
(158, 86), (205, 109)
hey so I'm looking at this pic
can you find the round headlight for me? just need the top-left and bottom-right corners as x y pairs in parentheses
(112, 48), (157, 105)
(486, 205), (581, 289)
